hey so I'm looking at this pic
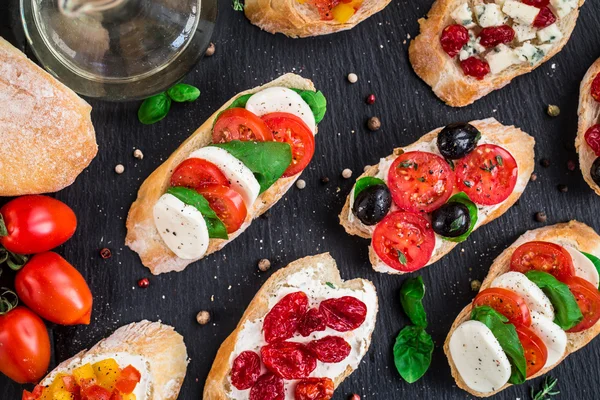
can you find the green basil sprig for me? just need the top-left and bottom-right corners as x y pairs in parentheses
(525, 270), (583, 330)
(399, 276), (427, 328)
(228, 94), (253, 109)
(581, 251), (600, 288)
(471, 306), (527, 385)
(393, 325), (434, 383)
(291, 89), (327, 124)
(167, 187), (228, 240)
(138, 93), (172, 125)
(167, 83), (201, 102)
(353, 177), (386, 200)
(441, 192), (478, 243)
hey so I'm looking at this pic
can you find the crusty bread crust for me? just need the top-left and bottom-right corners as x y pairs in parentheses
(41, 320), (188, 400)
(444, 221), (600, 397)
(408, 0), (585, 107)
(339, 118), (535, 274)
(125, 74), (317, 275)
(576, 58), (600, 196)
(203, 253), (378, 399)
(0, 37), (97, 195)
(243, 0), (391, 37)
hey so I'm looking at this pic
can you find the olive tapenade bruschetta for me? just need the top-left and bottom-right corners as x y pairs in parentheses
(203, 253), (378, 400)
(445, 221), (600, 397)
(126, 74), (326, 274)
(339, 118), (534, 274)
(409, 0), (585, 107)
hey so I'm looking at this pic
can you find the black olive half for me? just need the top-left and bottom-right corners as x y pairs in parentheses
(431, 202), (471, 238)
(352, 184), (392, 226)
(437, 122), (481, 160)
(591, 157), (600, 186)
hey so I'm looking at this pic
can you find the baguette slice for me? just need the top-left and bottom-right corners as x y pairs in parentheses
(0, 36), (97, 195)
(444, 221), (600, 397)
(243, 0), (391, 37)
(125, 74), (316, 275)
(38, 320), (188, 400)
(576, 57), (600, 195)
(203, 253), (378, 399)
(409, 0), (585, 107)
(339, 117), (535, 274)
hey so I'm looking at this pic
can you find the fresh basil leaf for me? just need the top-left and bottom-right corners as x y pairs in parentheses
(581, 252), (600, 288)
(166, 187), (228, 240)
(525, 271), (583, 330)
(138, 93), (171, 125)
(400, 276), (427, 328)
(228, 94), (253, 109)
(353, 177), (386, 200)
(441, 192), (478, 243)
(212, 141), (292, 193)
(167, 83), (201, 102)
(291, 89), (327, 124)
(471, 305), (526, 385)
(393, 326), (434, 383)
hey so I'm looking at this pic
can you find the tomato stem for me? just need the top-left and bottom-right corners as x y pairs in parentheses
(0, 245), (28, 271)
(0, 288), (18, 315)
(0, 214), (6, 237)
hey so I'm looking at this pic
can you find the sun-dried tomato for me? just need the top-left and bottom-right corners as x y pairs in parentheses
(295, 377), (335, 400)
(585, 125), (600, 156)
(231, 351), (261, 390)
(533, 7), (556, 28)
(319, 296), (367, 332)
(592, 74), (600, 102)
(460, 57), (490, 80)
(261, 341), (317, 379)
(307, 336), (351, 363)
(298, 308), (327, 337)
(249, 373), (284, 400)
(479, 25), (515, 48)
(522, 0), (549, 7)
(440, 24), (470, 58)
(263, 291), (308, 343)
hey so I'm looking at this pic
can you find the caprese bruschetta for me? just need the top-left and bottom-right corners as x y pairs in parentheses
(126, 74), (326, 274)
(445, 221), (600, 396)
(576, 57), (600, 196)
(339, 118), (534, 274)
(22, 320), (188, 400)
(409, 0), (585, 107)
(203, 253), (378, 399)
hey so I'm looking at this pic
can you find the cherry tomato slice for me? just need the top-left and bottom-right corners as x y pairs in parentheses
(295, 377), (335, 400)
(510, 241), (575, 282)
(564, 276), (600, 332)
(455, 144), (518, 205)
(474, 287), (532, 326)
(170, 158), (229, 190)
(515, 325), (548, 377)
(213, 108), (274, 143)
(262, 112), (315, 177)
(372, 211), (435, 272)
(196, 185), (247, 233)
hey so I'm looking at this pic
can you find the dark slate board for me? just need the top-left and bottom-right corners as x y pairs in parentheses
(2, 0), (600, 398)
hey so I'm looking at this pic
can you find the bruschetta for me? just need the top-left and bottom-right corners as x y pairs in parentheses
(576, 57), (600, 195)
(339, 118), (535, 274)
(409, 0), (585, 107)
(126, 74), (326, 274)
(22, 320), (188, 400)
(203, 253), (378, 399)
(445, 221), (600, 396)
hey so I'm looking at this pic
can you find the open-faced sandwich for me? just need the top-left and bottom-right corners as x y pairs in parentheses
(126, 74), (326, 275)
(409, 0), (585, 107)
(339, 118), (534, 274)
(445, 221), (600, 396)
(22, 320), (188, 400)
(203, 253), (378, 399)
(576, 57), (600, 196)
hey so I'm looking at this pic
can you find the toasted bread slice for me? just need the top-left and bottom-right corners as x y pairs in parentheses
(576, 57), (600, 195)
(409, 0), (585, 107)
(339, 118), (535, 274)
(203, 253), (378, 399)
(444, 221), (600, 397)
(125, 74), (317, 275)
(0, 37), (97, 195)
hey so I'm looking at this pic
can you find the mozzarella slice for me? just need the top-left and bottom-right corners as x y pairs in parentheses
(529, 311), (567, 368)
(491, 271), (555, 320)
(153, 194), (209, 260)
(449, 320), (512, 393)
(565, 246), (600, 288)
(502, 1), (540, 25)
(245, 87), (316, 134)
(189, 146), (260, 206)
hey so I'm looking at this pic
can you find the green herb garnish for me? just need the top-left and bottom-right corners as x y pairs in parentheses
(232, 0), (244, 11)
(496, 155), (504, 166)
(167, 83), (201, 102)
(440, 192), (478, 243)
(138, 93), (171, 125)
(393, 326), (433, 384)
(531, 376), (559, 400)
(397, 250), (408, 266)
(581, 251), (600, 288)
(291, 89), (327, 123)
(353, 177), (386, 200)
(400, 276), (427, 328)
(326, 282), (335, 289)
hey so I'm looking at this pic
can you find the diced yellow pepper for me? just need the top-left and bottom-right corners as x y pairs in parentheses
(48, 374), (68, 392)
(92, 359), (120, 391)
(122, 394), (137, 400)
(52, 390), (74, 400)
(332, 3), (356, 23)
(72, 363), (96, 385)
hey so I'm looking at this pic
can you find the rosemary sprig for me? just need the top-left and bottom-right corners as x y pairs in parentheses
(531, 376), (559, 400)
(232, 0), (244, 11)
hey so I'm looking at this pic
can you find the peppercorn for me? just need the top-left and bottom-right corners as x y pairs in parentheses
(535, 211), (547, 223)
(347, 73), (358, 83)
(547, 104), (560, 117)
(342, 168), (353, 179)
(349, 395), (361, 400)
(205, 42), (215, 57)
(115, 164), (125, 174)
(530, 173), (538, 182)
(296, 179), (306, 189)
(557, 184), (568, 193)
(470, 279), (481, 292)
(540, 159), (550, 168)
(366, 94), (376, 105)
(321, 176), (330, 184)
(196, 310), (211, 325)
(99, 248), (112, 259)
(258, 258), (271, 272)
(367, 116), (381, 131)
(567, 160), (576, 171)
(137, 278), (150, 288)
(133, 149), (144, 159)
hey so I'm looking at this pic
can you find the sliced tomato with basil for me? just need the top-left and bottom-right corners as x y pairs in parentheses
(213, 108), (274, 143)
(515, 325), (548, 377)
(565, 276), (600, 332)
(197, 185), (247, 233)
(510, 241), (575, 282)
(371, 211), (435, 272)
(474, 287), (531, 326)
(262, 113), (315, 177)
(170, 158), (229, 190)
(387, 151), (455, 213)
(455, 144), (518, 205)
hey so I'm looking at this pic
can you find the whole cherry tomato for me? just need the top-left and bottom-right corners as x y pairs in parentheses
(0, 306), (50, 383)
(0, 195), (77, 254)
